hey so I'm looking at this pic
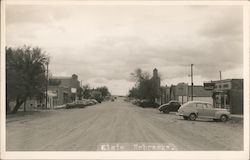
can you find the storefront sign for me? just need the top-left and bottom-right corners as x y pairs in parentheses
(203, 82), (215, 90)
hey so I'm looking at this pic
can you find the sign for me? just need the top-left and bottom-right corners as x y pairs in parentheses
(48, 90), (58, 97)
(203, 82), (215, 90)
(71, 88), (77, 93)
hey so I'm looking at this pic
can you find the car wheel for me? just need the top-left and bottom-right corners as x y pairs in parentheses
(220, 115), (228, 122)
(163, 110), (169, 114)
(189, 113), (197, 121)
(183, 116), (188, 120)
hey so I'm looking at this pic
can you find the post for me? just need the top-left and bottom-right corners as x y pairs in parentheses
(191, 64), (194, 101)
(219, 70), (222, 108)
(45, 62), (49, 109)
(219, 71), (222, 81)
(24, 100), (26, 112)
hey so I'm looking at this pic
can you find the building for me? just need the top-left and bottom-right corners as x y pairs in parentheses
(170, 83), (213, 104)
(160, 86), (171, 105)
(48, 74), (81, 108)
(150, 68), (161, 104)
(206, 79), (243, 114)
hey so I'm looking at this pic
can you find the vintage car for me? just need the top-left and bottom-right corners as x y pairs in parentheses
(177, 101), (231, 122)
(158, 100), (181, 114)
(66, 99), (99, 109)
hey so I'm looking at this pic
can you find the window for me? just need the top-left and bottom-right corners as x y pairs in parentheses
(207, 104), (213, 109)
(196, 103), (203, 109)
(223, 84), (229, 88)
(204, 104), (213, 109)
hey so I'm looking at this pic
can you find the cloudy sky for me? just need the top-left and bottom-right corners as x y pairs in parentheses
(6, 4), (243, 95)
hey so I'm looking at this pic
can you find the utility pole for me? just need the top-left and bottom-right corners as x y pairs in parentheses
(191, 64), (194, 101)
(219, 71), (222, 81)
(45, 61), (49, 109)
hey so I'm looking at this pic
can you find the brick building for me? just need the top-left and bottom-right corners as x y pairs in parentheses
(209, 79), (243, 114)
(170, 83), (213, 104)
(48, 74), (80, 107)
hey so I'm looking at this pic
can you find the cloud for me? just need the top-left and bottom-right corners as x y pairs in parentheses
(6, 5), (70, 25)
(5, 5), (243, 95)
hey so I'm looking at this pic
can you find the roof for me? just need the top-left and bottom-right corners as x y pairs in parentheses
(185, 101), (212, 104)
(52, 76), (72, 80)
(211, 79), (243, 83)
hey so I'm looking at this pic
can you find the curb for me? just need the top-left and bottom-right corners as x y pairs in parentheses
(230, 116), (243, 123)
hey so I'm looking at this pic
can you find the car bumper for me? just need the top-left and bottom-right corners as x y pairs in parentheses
(176, 112), (184, 116)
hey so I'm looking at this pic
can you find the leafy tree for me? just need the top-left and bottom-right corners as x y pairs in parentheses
(6, 46), (49, 114)
(82, 84), (91, 99)
(95, 86), (110, 98)
(76, 87), (83, 100)
(128, 68), (160, 102)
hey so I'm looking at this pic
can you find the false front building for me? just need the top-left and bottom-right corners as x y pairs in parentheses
(48, 74), (80, 108)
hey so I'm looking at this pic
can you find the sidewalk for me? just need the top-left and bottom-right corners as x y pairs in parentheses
(231, 114), (243, 122)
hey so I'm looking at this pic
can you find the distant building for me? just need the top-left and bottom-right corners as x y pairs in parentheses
(160, 86), (171, 105)
(207, 79), (243, 114)
(170, 83), (213, 104)
(48, 74), (80, 108)
(150, 68), (161, 104)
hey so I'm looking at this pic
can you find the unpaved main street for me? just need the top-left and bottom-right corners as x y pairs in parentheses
(6, 97), (243, 151)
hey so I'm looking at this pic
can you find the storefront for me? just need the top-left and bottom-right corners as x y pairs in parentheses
(206, 79), (243, 114)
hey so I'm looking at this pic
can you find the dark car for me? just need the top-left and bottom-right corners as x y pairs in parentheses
(158, 100), (181, 114)
(139, 99), (159, 108)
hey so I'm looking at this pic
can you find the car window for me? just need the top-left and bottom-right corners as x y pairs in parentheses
(205, 104), (213, 109)
(196, 103), (203, 109)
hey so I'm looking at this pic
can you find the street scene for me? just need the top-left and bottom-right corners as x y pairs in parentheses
(6, 97), (243, 151)
(4, 3), (245, 153)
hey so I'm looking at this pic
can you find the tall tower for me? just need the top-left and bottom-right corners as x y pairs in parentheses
(153, 68), (158, 78)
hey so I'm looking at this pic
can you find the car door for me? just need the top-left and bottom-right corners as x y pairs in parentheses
(172, 102), (179, 111)
(196, 103), (206, 117)
(168, 102), (173, 111)
(203, 103), (216, 118)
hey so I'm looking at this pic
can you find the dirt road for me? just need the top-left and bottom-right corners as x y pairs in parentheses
(6, 97), (243, 151)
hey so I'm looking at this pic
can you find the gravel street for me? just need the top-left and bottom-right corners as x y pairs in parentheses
(6, 97), (243, 151)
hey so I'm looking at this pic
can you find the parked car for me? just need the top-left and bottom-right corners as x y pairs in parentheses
(158, 100), (181, 114)
(177, 101), (231, 122)
(66, 99), (99, 109)
(66, 100), (87, 109)
(139, 99), (159, 108)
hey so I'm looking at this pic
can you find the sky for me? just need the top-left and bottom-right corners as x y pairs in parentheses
(6, 5), (243, 95)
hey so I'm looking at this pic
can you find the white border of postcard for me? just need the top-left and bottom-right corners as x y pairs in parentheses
(1, 0), (249, 160)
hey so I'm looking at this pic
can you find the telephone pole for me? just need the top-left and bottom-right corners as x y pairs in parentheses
(219, 71), (222, 81)
(45, 61), (49, 109)
(191, 64), (194, 101)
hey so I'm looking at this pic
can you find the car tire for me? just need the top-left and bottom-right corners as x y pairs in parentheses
(183, 116), (188, 120)
(189, 113), (197, 121)
(220, 115), (228, 122)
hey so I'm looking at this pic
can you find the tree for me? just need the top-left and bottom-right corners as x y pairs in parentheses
(128, 68), (160, 102)
(82, 84), (91, 99)
(95, 86), (110, 98)
(76, 87), (83, 100)
(6, 46), (49, 114)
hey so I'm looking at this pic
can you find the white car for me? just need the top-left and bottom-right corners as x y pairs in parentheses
(177, 101), (231, 122)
